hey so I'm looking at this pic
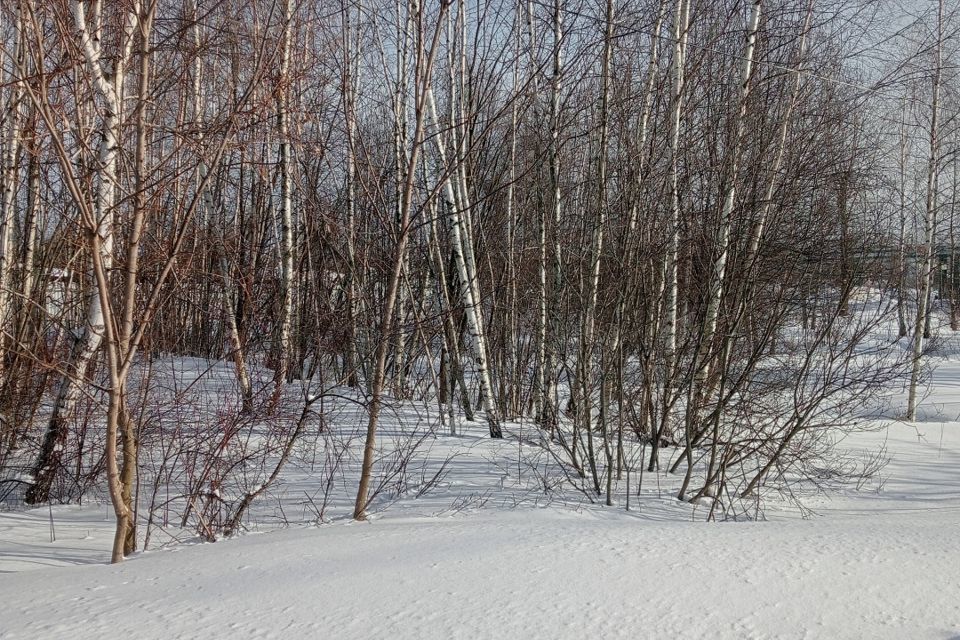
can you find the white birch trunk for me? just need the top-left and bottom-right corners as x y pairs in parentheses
(538, 0), (564, 431)
(579, 0), (614, 497)
(16, 131), (39, 344)
(663, 0), (689, 373)
(343, 0), (364, 387)
(28, 0), (136, 504)
(907, 0), (943, 421)
(392, 0), (412, 397)
(896, 94), (910, 337)
(678, 0), (762, 501)
(0, 6), (24, 364)
(426, 87), (502, 438)
(275, 0), (295, 394)
(655, 0), (689, 456)
(505, 18), (520, 416)
(692, 0), (762, 388)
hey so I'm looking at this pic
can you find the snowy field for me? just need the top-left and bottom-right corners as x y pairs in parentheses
(2, 347), (960, 638)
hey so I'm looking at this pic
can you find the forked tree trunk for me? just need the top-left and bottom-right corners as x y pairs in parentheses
(425, 86), (502, 438)
(27, 2), (136, 506)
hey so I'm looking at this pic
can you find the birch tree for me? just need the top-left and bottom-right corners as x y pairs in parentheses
(425, 84), (503, 438)
(907, 0), (944, 421)
(26, 0), (140, 506)
(678, 0), (763, 500)
(274, 0), (295, 396)
(353, 0), (449, 520)
(0, 6), (24, 378)
(649, 0), (689, 470)
(577, 0), (615, 499)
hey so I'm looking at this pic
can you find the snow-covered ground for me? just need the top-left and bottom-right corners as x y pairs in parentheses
(2, 495), (958, 640)
(2, 343), (960, 638)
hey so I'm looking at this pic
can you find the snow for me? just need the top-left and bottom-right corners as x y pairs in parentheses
(1, 485), (958, 639)
(2, 341), (960, 637)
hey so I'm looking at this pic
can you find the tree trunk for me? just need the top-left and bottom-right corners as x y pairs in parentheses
(0, 6), (24, 373)
(275, 0), (295, 396)
(907, 0), (943, 421)
(27, 2), (136, 506)
(426, 86), (502, 438)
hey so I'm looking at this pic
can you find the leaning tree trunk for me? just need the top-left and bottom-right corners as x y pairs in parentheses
(26, 2), (135, 506)
(354, 0), (447, 519)
(426, 86), (502, 438)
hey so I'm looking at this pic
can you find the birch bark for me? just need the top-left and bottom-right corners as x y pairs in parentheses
(907, 0), (943, 421)
(0, 6), (24, 369)
(27, 1), (139, 506)
(425, 86), (503, 438)
(275, 0), (295, 396)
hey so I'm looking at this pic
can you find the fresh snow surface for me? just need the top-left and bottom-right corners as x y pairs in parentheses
(2, 504), (959, 640)
(2, 349), (960, 638)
